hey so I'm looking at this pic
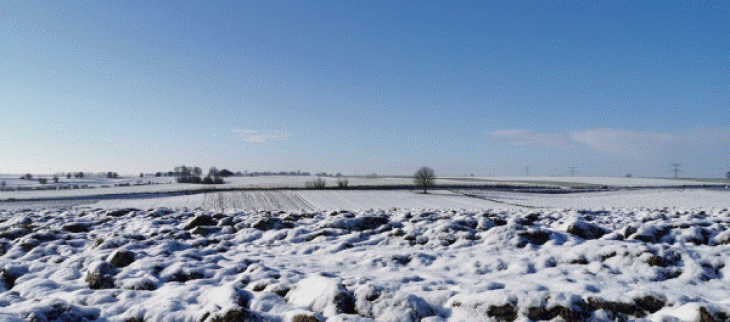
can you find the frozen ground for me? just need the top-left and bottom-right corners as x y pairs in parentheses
(2, 175), (727, 201)
(297, 190), (509, 211)
(84, 188), (730, 212)
(460, 189), (730, 210)
(91, 190), (514, 212)
(94, 191), (318, 213)
(468, 177), (728, 188)
(0, 175), (468, 201)
(1, 185), (729, 321)
(0, 204), (729, 321)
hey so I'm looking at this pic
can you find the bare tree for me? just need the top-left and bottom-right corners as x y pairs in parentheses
(414, 166), (435, 194)
(208, 167), (219, 178)
(337, 178), (349, 188)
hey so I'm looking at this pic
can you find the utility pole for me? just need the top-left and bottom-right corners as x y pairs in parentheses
(525, 166), (529, 177)
(569, 167), (576, 177)
(670, 163), (682, 178)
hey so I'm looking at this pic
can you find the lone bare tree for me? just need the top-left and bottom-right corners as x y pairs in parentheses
(414, 166), (435, 194)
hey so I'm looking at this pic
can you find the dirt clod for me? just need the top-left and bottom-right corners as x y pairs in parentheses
(487, 303), (518, 322)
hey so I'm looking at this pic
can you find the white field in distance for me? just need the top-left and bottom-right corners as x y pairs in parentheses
(1, 173), (727, 201)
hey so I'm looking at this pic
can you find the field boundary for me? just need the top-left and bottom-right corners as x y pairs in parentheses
(449, 189), (543, 209)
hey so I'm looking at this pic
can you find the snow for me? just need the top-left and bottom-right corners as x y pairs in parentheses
(298, 190), (511, 211)
(286, 275), (353, 317)
(87, 190), (515, 212)
(0, 194), (729, 321)
(464, 189), (730, 209)
(86, 188), (730, 212)
(1, 180), (730, 321)
(0, 176), (425, 200)
(474, 176), (726, 188)
(3, 175), (726, 201)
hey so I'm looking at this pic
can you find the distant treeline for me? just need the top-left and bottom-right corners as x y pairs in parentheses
(167, 166), (343, 185)
(157, 169), (353, 178)
(249, 171), (312, 176)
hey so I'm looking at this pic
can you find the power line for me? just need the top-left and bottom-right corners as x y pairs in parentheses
(670, 163), (682, 178)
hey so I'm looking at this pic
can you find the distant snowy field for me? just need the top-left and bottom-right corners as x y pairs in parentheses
(2, 175), (727, 201)
(1, 177), (729, 321)
(460, 189), (730, 210)
(475, 176), (727, 188)
(91, 190), (516, 212)
(82, 189), (729, 212)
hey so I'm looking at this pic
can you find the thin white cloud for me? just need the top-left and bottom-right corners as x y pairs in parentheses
(491, 127), (730, 155)
(231, 129), (290, 143)
(568, 129), (673, 154)
(489, 129), (571, 147)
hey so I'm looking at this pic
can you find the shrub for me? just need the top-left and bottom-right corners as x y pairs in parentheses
(337, 178), (349, 188)
(177, 176), (199, 183)
(38, 178), (48, 184)
(306, 178), (326, 189)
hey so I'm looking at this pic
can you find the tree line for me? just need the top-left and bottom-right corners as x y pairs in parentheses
(172, 166), (231, 184)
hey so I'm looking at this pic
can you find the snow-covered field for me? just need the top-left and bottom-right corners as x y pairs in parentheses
(2, 175), (727, 201)
(471, 177), (728, 188)
(1, 183), (729, 322)
(75, 188), (730, 212)
(0, 204), (729, 321)
(91, 190), (513, 212)
(460, 189), (730, 210)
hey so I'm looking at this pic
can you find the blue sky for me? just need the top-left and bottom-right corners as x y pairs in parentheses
(1, 1), (728, 177)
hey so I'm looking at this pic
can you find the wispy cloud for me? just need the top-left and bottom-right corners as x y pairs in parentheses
(491, 127), (730, 155)
(231, 129), (290, 143)
(568, 129), (673, 154)
(489, 129), (571, 147)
